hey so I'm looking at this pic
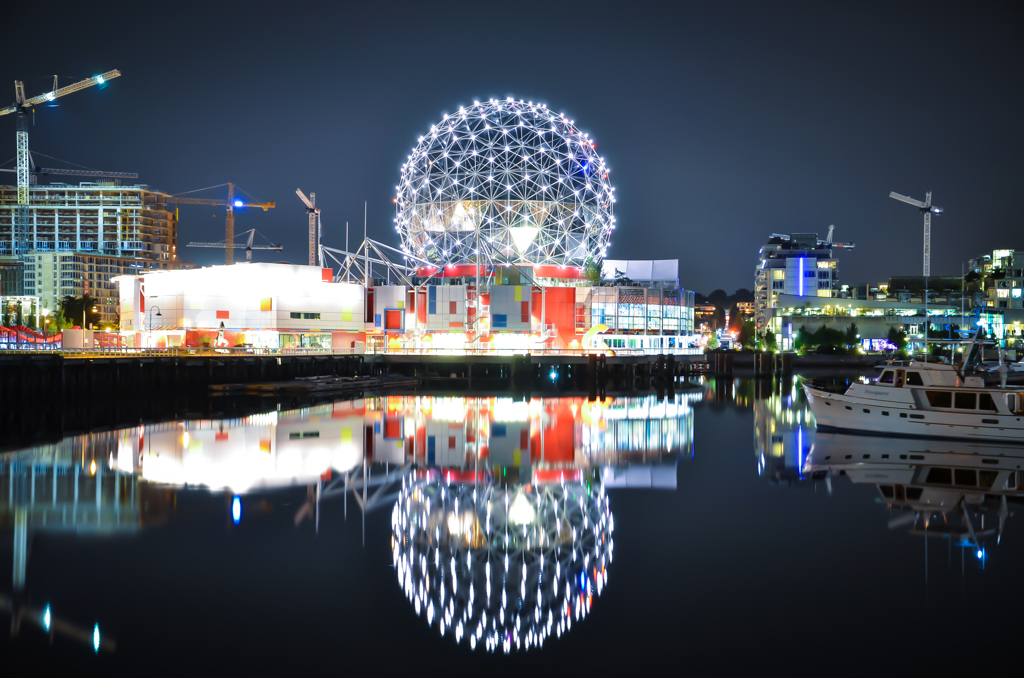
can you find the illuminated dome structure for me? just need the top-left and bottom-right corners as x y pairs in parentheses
(391, 472), (613, 652)
(395, 98), (615, 266)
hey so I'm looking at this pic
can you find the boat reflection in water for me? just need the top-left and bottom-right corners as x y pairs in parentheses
(805, 432), (1023, 556)
(2, 392), (698, 653)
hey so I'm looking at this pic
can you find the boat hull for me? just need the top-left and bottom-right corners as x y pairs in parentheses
(803, 383), (1024, 442)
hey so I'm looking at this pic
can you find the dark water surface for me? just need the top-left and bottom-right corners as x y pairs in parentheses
(3, 376), (1022, 674)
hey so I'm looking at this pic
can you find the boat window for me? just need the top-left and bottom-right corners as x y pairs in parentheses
(979, 470), (998, 489)
(906, 371), (924, 386)
(895, 370), (905, 387)
(1008, 472), (1019, 490)
(954, 392), (977, 410)
(954, 469), (977, 486)
(879, 371), (894, 384)
(926, 391), (952, 408)
(925, 467), (953, 484)
(1008, 394), (1018, 413)
(894, 485), (906, 501)
(905, 487), (924, 500)
(979, 393), (998, 412)
(879, 485), (894, 498)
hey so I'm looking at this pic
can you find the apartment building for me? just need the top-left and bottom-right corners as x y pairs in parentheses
(966, 249), (1023, 310)
(755, 232), (851, 335)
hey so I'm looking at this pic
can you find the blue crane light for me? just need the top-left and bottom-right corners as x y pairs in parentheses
(233, 200), (244, 207)
(232, 496), (242, 524)
(93, 624), (100, 652)
(94, 75), (105, 84)
(43, 604), (51, 631)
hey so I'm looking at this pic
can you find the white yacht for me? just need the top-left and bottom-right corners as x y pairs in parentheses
(803, 361), (1024, 442)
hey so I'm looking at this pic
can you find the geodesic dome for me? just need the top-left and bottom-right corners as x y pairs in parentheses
(395, 98), (615, 266)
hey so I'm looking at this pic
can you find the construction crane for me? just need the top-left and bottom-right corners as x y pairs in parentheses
(296, 188), (320, 266)
(166, 183), (275, 265)
(890, 190), (943, 349)
(187, 229), (282, 263)
(0, 69), (121, 255)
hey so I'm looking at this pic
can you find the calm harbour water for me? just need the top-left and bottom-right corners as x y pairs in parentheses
(3, 376), (1022, 674)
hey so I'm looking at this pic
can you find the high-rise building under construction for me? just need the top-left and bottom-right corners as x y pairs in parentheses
(0, 182), (184, 322)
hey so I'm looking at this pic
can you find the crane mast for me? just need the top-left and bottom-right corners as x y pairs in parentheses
(296, 188), (320, 266)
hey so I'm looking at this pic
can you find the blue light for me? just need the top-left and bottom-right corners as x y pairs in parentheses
(233, 200), (244, 207)
(977, 549), (984, 559)
(43, 604), (51, 631)
(549, 369), (557, 382)
(94, 75), (105, 84)
(93, 624), (100, 653)
(798, 257), (804, 296)
(232, 496), (241, 524)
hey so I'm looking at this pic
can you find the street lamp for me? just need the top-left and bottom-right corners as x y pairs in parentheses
(41, 308), (50, 348)
(148, 306), (162, 347)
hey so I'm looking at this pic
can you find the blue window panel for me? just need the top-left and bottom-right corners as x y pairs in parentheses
(374, 422), (381, 434)
(428, 435), (435, 464)
(493, 314), (507, 328)
(428, 287), (436, 301)
(492, 423), (507, 437)
(428, 302), (436, 315)
(375, 314), (381, 327)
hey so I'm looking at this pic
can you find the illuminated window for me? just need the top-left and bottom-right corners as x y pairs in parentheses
(772, 270), (785, 280)
(998, 289), (1010, 298)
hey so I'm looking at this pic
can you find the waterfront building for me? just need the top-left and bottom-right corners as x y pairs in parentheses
(765, 293), (968, 351)
(116, 260), (695, 353)
(754, 231), (853, 336)
(966, 249), (1023, 310)
(113, 98), (695, 354)
(0, 182), (187, 324)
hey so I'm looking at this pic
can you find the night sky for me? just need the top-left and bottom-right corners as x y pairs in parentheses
(2, 1), (1022, 292)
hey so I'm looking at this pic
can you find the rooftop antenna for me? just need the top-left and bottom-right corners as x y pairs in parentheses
(890, 191), (943, 358)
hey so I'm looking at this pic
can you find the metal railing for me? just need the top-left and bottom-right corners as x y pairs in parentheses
(1, 345), (705, 359)
(362, 347), (704, 357)
(0, 346), (359, 358)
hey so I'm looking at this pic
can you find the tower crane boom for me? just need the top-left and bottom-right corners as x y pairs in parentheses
(166, 183), (275, 265)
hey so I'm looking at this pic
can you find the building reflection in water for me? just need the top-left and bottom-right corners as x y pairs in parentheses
(1, 392), (699, 652)
(753, 377), (817, 486)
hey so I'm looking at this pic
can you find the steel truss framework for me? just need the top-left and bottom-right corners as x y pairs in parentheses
(392, 476), (613, 653)
(396, 98), (615, 267)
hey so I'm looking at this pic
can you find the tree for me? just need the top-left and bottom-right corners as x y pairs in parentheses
(60, 295), (102, 328)
(706, 334), (719, 350)
(737, 320), (756, 349)
(793, 325), (813, 354)
(763, 330), (777, 352)
(886, 327), (908, 353)
(583, 257), (602, 285)
(844, 322), (859, 349)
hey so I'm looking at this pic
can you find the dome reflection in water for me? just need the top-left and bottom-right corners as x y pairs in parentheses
(392, 472), (612, 652)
